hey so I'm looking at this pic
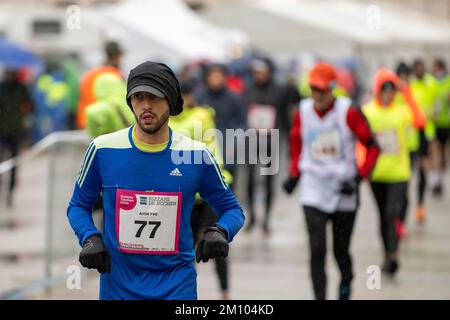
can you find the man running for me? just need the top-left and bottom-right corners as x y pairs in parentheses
(67, 61), (245, 300)
(284, 62), (379, 300)
(431, 59), (450, 196)
(410, 59), (439, 222)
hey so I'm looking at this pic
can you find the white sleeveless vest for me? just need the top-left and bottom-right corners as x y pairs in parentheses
(298, 97), (358, 213)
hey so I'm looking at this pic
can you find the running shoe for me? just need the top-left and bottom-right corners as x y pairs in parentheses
(415, 206), (426, 224)
(382, 259), (399, 275)
(394, 218), (408, 239)
(339, 283), (351, 300)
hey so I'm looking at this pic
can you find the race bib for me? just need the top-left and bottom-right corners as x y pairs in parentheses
(310, 129), (342, 161)
(247, 104), (276, 130)
(115, 189), (181, 254)
(376, 130), (399, 155)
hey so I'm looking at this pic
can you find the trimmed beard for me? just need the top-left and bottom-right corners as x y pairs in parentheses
(135, 108), (170, 134)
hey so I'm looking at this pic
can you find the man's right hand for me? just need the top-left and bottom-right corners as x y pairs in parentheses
(79, 234), (111, 273)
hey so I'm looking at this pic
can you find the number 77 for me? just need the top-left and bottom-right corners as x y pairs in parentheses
(134, 220), (161, 238)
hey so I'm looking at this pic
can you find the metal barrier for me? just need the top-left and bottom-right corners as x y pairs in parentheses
(0, 130), (91, 298)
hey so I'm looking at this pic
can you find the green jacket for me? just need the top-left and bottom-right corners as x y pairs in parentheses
(410, 73), (439, 139)
(434, 75), (450, 129)
(85, 72), (134, 138)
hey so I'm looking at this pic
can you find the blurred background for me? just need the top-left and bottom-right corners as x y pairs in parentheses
(0, 0), (449, 300)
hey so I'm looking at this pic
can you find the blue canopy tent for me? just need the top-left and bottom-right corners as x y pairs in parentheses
(0, 37), (41, 70)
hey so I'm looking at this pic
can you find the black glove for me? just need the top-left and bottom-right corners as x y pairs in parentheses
(339, 175), (362, 195)
(282, 176), (300, 194)
(79, 234), (111, 273)
(195, 226), (229, 263)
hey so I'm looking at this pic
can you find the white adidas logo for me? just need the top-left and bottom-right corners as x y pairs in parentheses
(170, 168), (182, 176)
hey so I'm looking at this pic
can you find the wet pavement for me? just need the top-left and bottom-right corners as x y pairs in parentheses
(1, 144), (449, 300)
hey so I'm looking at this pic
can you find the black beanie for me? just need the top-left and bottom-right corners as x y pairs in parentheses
(126, 61), (183, 116)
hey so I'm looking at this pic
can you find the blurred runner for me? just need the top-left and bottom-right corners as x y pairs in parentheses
(61, 57), (82, 130)
(32, 62), (70, 142)
(85, 72), (134, 138)
(170, 80), (233, 300)
(410, 59), (439, 223)
(243, 57), (282, 235)
(279, 73), (301, 130)
(76, 40), (123, 129)
(431, 58), (450, 196)
(195, 64), (246, 185)
(0, 69), (34, 208)
(67, 61), (244, 300)
(284, 62), (379, 300)
(362, 69), (424, 275)
(395, 62), (427, 238)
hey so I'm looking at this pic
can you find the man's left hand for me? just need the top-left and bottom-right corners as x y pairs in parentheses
(196, 226), (229, 263)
